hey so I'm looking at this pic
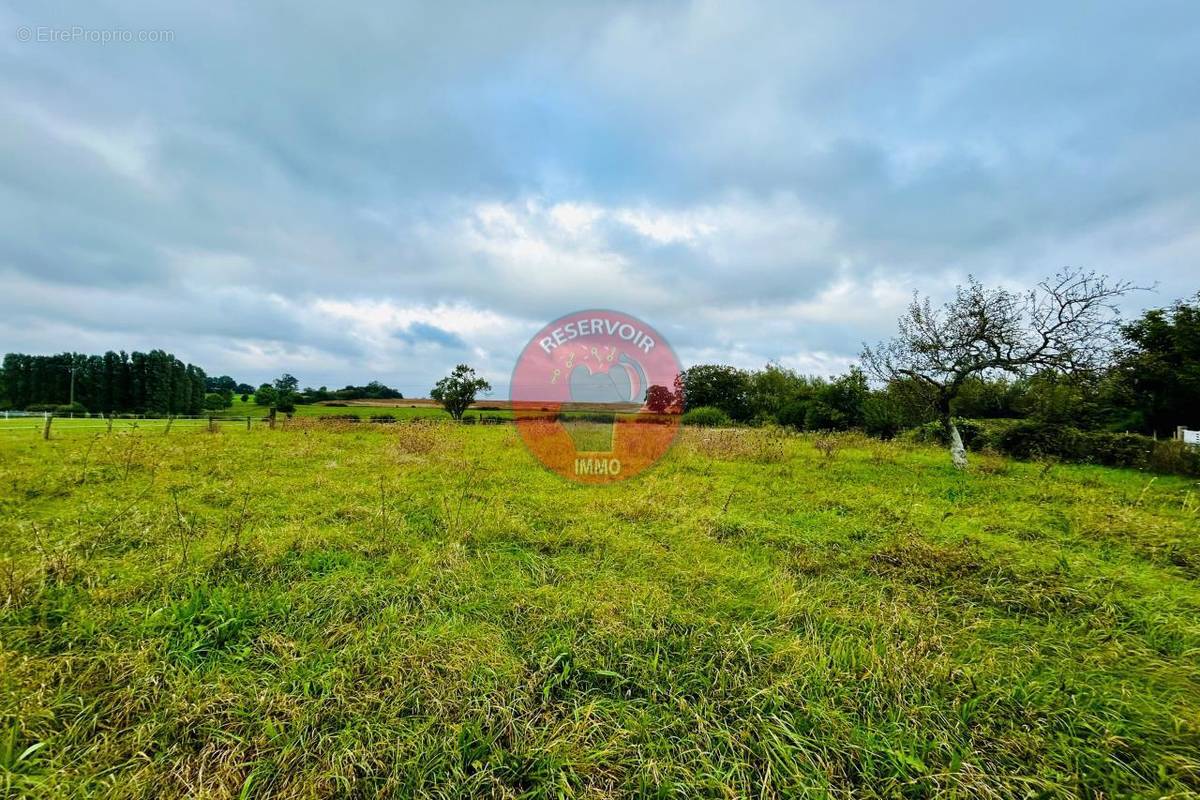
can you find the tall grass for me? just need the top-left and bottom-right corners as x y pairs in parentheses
(1, 425), (1198, 797)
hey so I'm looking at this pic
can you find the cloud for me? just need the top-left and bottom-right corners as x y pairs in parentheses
(0, 1), (1196, 391)
(393, 322), (465, 350)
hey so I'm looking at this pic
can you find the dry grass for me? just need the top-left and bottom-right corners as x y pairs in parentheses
(681, 425), (789, 463)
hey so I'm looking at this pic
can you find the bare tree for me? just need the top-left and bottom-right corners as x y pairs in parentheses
(862, 268), (1139, 469)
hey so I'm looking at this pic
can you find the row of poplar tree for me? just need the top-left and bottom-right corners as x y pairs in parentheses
(1, 351), (208, 415)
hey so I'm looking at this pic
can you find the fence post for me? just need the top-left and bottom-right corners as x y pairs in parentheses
(208, 416), (216, 433)
(106, 414), (114, 434)
(1178, 426), (1186, 442)
(43, 414), (52, 440)
(268, 407), (276, 430)
(246, 415), (251, 431)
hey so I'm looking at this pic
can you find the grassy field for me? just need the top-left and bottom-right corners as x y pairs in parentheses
(0, 401), (509, 437)
(225, 398), (512, 420)
(1, 423), (1198, 798)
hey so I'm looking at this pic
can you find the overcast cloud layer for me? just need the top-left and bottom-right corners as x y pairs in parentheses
(2, 1), (1198, 394)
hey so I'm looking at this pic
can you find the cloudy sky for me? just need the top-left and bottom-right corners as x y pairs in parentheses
(2, 2), (1197, 394)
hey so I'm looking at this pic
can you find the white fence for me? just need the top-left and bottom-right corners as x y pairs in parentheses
(1179, 427), (1200, 447)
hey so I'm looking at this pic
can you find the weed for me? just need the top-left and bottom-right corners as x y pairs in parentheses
(813, 435), (839, 461)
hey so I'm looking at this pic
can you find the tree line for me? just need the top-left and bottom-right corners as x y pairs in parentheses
(0, 351), (207, 415)
(4, 272), (1195, 471)
(0, 354), (410, 417)
(672, 284), (1195, 443)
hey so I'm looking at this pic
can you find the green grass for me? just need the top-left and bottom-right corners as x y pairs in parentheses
(0, 402), (511, 435)
(226, 398), (512, 420)
(1, 425), (1198, 798)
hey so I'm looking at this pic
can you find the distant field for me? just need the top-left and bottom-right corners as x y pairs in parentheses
(1, 425), (1198, 797)
(0, 401), (509, 433)
(226, 397), (512, 420)
(0, 399), (628, 433)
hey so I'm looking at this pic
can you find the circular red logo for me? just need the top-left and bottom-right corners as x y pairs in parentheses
(511, 309), (682, 483)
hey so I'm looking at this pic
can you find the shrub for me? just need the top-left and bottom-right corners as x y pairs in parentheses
(803, 403), (837, 431)
(369, 414), (397, 424)
(1085, 432), (1153, 469)
(905, 418), (993, 450)
(862, 394), (903, 439)
(682, 406), (731, 427)
(562, 412), (619, 424)
(1149, 440), (1200, 477)
(903, 418), (1181, 472)
(996, 422), (1086, 461)
(813, 435), (839, 461)
(52, 402), (89, 415)
(203, 393), (229, 411)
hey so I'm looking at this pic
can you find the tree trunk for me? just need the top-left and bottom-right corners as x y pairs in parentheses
(937, 398), (967, 470)
(947, 417), (967, 470)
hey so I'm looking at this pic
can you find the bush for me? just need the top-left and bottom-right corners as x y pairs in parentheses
(1085, 432), (1153, 469)
(862, 393), (903, 439)
(369, 414), (397, 424)
(682, 406), (731, 427)
(1149, 440), (1200, 476)
(561, 412), (619, 424)
(29, 402), (90, 415)
(905, 418), (995, 450)
(996, 422), (1086, 460)
(802, 403), (836, 431)
(203, 393), (229, 411)
(813, 435), (839, 460)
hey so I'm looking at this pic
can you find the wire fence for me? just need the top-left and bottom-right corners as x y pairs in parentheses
(0, 412), (512, 438)
(0, 413), (272, 436)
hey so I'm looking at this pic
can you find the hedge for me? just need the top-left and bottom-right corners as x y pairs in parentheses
(682, 406), (731, 427)
(906, 418), (1199, 476)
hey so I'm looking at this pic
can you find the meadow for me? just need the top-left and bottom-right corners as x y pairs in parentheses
(1, 422), (1198, 798)
(224, 399), (513, 421)
(0, 401), (510, 437)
